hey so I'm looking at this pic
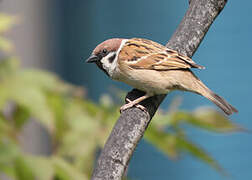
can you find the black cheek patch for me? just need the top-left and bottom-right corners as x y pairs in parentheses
(95, 61), (110, 77)
(108, 53), (116, 63)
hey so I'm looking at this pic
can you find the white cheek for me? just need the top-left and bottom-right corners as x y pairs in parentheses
(101, 52), (117, 76)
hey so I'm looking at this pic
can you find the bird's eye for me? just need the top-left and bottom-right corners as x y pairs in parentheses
(102, 49), (108, 55)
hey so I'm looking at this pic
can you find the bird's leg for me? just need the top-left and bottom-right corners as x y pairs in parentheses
(120, 94), (151, 113)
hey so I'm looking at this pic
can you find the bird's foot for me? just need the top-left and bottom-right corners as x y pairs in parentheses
(120, 98), (147, 113)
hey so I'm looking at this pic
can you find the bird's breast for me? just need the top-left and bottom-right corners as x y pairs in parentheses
(116, 64), (173, 94)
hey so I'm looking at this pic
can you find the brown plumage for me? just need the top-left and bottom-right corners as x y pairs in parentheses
(86, 38), (238, 115)
(119, 38), (205, 70)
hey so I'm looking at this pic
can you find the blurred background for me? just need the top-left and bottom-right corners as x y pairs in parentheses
(0, 0), (251, 180)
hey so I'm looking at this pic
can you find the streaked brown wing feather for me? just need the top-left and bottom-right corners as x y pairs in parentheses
(120, 38), (205, 70)
(128, 51), (205, 70)
(166, 49), (205, 69)
(152, 50), (205, 70)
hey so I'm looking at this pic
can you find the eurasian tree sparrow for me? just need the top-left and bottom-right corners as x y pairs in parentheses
(86, 38), (237, 115)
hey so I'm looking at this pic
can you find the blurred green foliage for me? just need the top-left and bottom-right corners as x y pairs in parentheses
(0, 13), (242, 179)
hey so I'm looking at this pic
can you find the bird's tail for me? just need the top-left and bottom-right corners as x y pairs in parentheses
(195, 79), (238, 115)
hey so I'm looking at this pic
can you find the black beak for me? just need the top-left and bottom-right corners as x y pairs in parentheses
(86, 54), (99, 63)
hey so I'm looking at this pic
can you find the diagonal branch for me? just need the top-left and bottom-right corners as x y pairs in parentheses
(91, 0), (227, 179)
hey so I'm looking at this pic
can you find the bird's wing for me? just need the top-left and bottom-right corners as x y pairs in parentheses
(120, 38), (205, 70)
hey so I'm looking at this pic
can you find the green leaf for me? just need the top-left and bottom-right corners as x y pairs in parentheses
(0, 14), (17, 33)
(0, 75), (55, 132)
(14, 156), (35, 180)
(151, 111), (172, 128)
(144, 124), (178, 159)
(0, 36), (13, 52)
(170, 110), (243, 133)
(177, 136), (226, 175)
(0, 58), (19, 78)
(0, 139), (19, 163)
(59, 99), (100, 155)
(12, 105), (30, 129)
(151, 96), (183, 127)
(25, 156), (54, 180)
(19, 69), (72, 93)
(46, 93), (69, 140)
(99, 94), (114, 108)
(192, 109), (244, 132)
(0, 115), (13, 138)
(144, 123), (226, 175)
(81, 100), (102, 116)
(12, 87), (54, 132)
(53, 157), (88, 180)
(0, 140), (20, 179)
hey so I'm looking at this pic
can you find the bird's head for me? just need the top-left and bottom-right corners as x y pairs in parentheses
(86, 38), (126, 77)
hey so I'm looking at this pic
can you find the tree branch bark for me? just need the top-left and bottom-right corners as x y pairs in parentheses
(91, 0), (227, 179)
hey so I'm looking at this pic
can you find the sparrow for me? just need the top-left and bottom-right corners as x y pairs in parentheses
(86, 38), (238, 115)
